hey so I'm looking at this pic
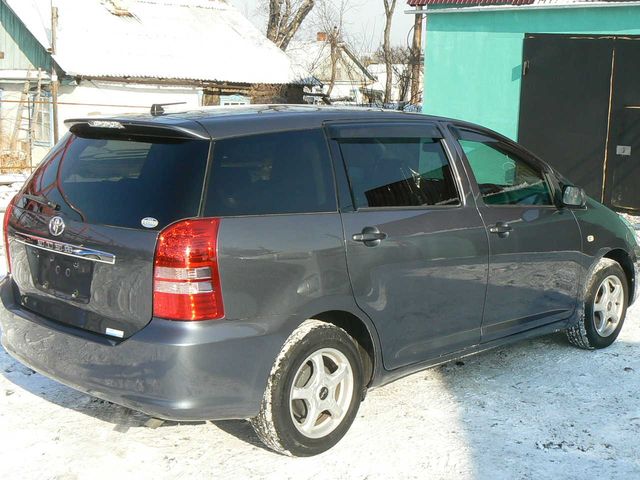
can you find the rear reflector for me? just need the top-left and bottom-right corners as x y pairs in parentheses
(153, 218), (224, 321)
(3, 195), (16, 274)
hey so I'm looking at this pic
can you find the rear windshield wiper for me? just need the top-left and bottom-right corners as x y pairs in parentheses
(22, 193), (61, 211)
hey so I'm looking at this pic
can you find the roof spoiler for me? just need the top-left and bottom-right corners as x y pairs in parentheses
(64, 118), (210, 140)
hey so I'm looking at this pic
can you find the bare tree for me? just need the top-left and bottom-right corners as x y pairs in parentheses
(283, 0), (370, 104)
(313, 0), (353, 97)
(382, 0), (397, 104)
(392, 50), (411, 103)
(372, 46), (411, 105)
(266, 0), (316, 51)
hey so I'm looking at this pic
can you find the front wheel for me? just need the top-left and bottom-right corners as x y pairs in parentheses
(567, 258), (628, 350)
(251, 320), (364, 456)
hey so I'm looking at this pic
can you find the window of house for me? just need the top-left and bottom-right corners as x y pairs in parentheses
(30, 91), (53, 147)
(338, 136), (461, 209)
(220, 94), (250, 106)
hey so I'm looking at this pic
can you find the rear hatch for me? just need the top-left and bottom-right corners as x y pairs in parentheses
(5, 120), (211, 339)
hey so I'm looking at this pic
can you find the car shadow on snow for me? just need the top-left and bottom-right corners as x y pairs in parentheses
(417, 328), (640, 479)
(0, 343), (271, 450)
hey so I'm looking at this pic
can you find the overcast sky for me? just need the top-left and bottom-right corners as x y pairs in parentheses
(230, 1), (417, 51)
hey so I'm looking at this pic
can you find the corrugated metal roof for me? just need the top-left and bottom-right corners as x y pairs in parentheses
(408, 0), (534, 5)
(5, 0), (314, 85)
(407, 0), (633, 5)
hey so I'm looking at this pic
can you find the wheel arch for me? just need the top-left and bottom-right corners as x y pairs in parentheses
(602, 248), (636, 304)
(313, 310), (380, 388)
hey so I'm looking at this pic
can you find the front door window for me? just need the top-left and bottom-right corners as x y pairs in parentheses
(457, 130), (554, 206)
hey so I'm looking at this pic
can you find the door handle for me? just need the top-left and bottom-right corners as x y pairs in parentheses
(352, 227), (387, 246)
(489, 222), (513, 238)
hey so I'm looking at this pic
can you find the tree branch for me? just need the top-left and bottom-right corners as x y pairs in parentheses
(277, 0), (315, 51)
(266, 0), (284, 42)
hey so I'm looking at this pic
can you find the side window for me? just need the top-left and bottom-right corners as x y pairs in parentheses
(457, 130), (554, 206)
(338, 137), (460, 208)
(204, 129), (336, 216)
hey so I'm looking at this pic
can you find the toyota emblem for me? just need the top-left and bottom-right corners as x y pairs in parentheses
(49, 216), (65, 237)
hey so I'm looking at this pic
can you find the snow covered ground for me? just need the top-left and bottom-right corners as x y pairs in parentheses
(0, 173), (28, 211)
(0, 173), (29, 278)
(0, 305), (638, 479)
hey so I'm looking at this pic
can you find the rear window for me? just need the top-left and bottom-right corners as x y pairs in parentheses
(24, 133), (209, 229)
(203, 129), (336, 216)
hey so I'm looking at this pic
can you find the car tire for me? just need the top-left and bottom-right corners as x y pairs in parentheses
(566, 258), (628, 350)
(250, 319), (364, 457)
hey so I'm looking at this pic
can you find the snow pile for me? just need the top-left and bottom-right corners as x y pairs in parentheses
(0, 173), (27, 277)
(0, 173), (27, 212)
(620, 212), (640, 244)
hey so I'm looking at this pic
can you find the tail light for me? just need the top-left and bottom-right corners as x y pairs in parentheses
(153, 218), (224, 321)
(3, 195), (16, 274)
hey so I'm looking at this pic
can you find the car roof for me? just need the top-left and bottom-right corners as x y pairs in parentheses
(65, 105), (456, 141)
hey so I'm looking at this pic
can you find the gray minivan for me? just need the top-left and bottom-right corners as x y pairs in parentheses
(1, 106), (638, 456)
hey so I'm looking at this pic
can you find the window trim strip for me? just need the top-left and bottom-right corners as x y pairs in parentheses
(327, 122), (442, 140)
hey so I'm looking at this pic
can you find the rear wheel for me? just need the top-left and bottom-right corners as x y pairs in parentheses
(251, 320), (364, 456)
(567, 259), (628, 350)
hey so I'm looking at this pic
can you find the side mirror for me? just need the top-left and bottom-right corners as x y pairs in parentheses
(562, 185), (586, 208)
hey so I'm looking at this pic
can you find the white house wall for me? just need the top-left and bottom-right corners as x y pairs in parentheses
(1, 79), (203, 166)
(324, 83), (366, 104)
(57, 80), (203, 135)
(367, 64), (412, 104)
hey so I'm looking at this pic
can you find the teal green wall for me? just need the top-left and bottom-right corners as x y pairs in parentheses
(424, 7), (640, 140)
(0, 2), (51, 71)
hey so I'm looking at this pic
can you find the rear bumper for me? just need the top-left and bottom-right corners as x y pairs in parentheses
(0, 277), (286, 421)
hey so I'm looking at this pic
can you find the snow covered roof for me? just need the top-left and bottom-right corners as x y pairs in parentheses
(3, 0), (52, 50)
(287, 41), (330, 78)
(5, 0), (315, 85)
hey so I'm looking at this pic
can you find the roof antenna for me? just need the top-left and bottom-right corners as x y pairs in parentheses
(150, 102), (187, 116)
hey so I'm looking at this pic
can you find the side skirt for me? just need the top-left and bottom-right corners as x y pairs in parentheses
(369, 317), (572, 390)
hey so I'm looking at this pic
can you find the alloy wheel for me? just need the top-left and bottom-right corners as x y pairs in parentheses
(593, 275), (624, 337)
(289, 348), (354, 439)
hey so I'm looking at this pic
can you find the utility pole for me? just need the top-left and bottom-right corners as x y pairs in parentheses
(50, 4), (60, 144)
(410, 6), (424, 105)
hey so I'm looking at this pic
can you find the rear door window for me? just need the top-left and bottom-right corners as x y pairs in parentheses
(24, 134), (209, 229)
(203, 129), (336, 216)
(337, 136), (461, 208)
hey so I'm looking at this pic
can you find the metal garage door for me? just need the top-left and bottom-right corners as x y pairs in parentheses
(518, 34), (640, 212)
